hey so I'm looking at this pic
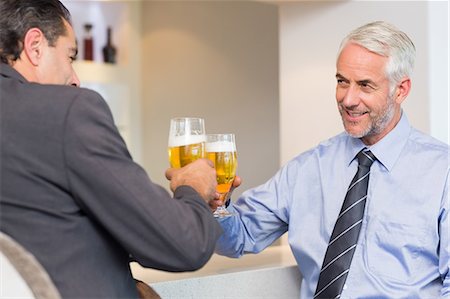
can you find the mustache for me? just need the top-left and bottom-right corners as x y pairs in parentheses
(338, 103), (369, 115)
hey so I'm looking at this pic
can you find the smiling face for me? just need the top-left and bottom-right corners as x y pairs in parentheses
(336, 42), (403, 145)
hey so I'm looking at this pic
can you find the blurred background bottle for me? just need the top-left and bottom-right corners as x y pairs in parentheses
(102, 27), (117, 64)
(83, 23), (94, 61)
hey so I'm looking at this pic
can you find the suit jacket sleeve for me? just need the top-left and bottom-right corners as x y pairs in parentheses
(62, 88), (222, 271)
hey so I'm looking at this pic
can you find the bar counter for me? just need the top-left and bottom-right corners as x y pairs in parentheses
(132, 245), (302, 298)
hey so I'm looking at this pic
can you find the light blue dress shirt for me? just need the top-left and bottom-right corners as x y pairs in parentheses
(216, 113), (450, 298)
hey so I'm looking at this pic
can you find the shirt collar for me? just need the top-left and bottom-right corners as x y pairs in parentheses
(345, 111), (411, 172)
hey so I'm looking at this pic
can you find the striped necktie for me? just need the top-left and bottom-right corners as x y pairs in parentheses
(314, 150), (376, 299)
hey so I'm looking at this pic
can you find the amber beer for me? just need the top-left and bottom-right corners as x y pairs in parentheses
(206, 140), (237, 196)
(168, 117), (206, 168)
(168, 135), (206, 168)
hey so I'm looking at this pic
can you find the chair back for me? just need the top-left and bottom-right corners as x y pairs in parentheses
(0, 232), (61, 299)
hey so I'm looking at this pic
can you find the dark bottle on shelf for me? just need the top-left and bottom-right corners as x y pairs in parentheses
(83, 23), (94, 61)
(102, 27), (117, 64)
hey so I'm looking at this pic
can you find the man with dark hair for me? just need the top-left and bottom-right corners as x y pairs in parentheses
(0, 0), (222, 298)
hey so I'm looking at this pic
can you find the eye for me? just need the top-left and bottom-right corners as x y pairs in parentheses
(69, 55), (77, 63)
(358, 81), (376, 92)
(361, 82), (374, 89)
(336, 78), (349, 87)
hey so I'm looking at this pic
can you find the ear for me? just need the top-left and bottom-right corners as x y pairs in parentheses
(393, 77), (411, 104)
(22, 28), (46, 66)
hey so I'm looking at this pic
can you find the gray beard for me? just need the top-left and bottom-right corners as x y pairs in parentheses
(344, 95), (396, 139)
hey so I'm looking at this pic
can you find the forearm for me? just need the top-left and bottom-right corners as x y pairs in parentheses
(65, 93), (222, 271)
(215, 205), (247, 258)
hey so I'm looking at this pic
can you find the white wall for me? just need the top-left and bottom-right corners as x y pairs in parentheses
(140, 1), (279, 195)
(63, 0), (143, 162)
(428, 2), (449, 144)
(280, 1), (449, 165)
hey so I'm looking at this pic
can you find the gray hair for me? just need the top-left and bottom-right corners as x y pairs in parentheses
(338, 21), (416, 91)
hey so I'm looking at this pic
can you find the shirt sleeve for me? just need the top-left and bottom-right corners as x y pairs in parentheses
(440, 170), (450, 297)
(63, 89), (222, 271)
(215, 160), (297, 257)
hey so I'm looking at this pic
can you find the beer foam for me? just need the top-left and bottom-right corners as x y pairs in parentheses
(206, 141), (236, 152)
(168, 134), (206, 147)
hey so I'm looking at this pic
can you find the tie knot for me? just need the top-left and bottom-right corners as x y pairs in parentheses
(357, 150), (376, 167)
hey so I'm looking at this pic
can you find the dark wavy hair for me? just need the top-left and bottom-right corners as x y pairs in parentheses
(0, 0), (72, 64)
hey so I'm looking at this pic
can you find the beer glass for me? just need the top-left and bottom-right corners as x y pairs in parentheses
(168, 117), (206, 168)
(206, 133), (237, 218)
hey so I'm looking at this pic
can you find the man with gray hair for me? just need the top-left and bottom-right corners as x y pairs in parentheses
(214, 21), (449, 298)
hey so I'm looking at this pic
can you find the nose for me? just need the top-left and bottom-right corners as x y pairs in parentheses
(339, 84), (360, 108)
(71, 69), (81, 87)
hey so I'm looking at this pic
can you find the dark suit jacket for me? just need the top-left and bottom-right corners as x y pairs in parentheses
(0, 63), (222, 298)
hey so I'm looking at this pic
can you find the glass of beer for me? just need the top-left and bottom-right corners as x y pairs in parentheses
(206, 133), (237, 218)
(168, 117), (206, 168)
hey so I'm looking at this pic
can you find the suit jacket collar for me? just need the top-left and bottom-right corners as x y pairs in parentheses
(0, 62), (28, 83)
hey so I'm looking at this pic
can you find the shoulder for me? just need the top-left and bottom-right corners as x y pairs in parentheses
(284, 132), (348, 171)
(62, 86), (115, 129)
(38, 85), (113, 124)
(408, 128), (449, 158)
(404, 128), (449, 180)
(46, 85), (105, 107)
(0, 65), (105, 107)
(21, 84), (116, 136)
(290, 132), (348, 163)
(14, 79), (106, 109)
